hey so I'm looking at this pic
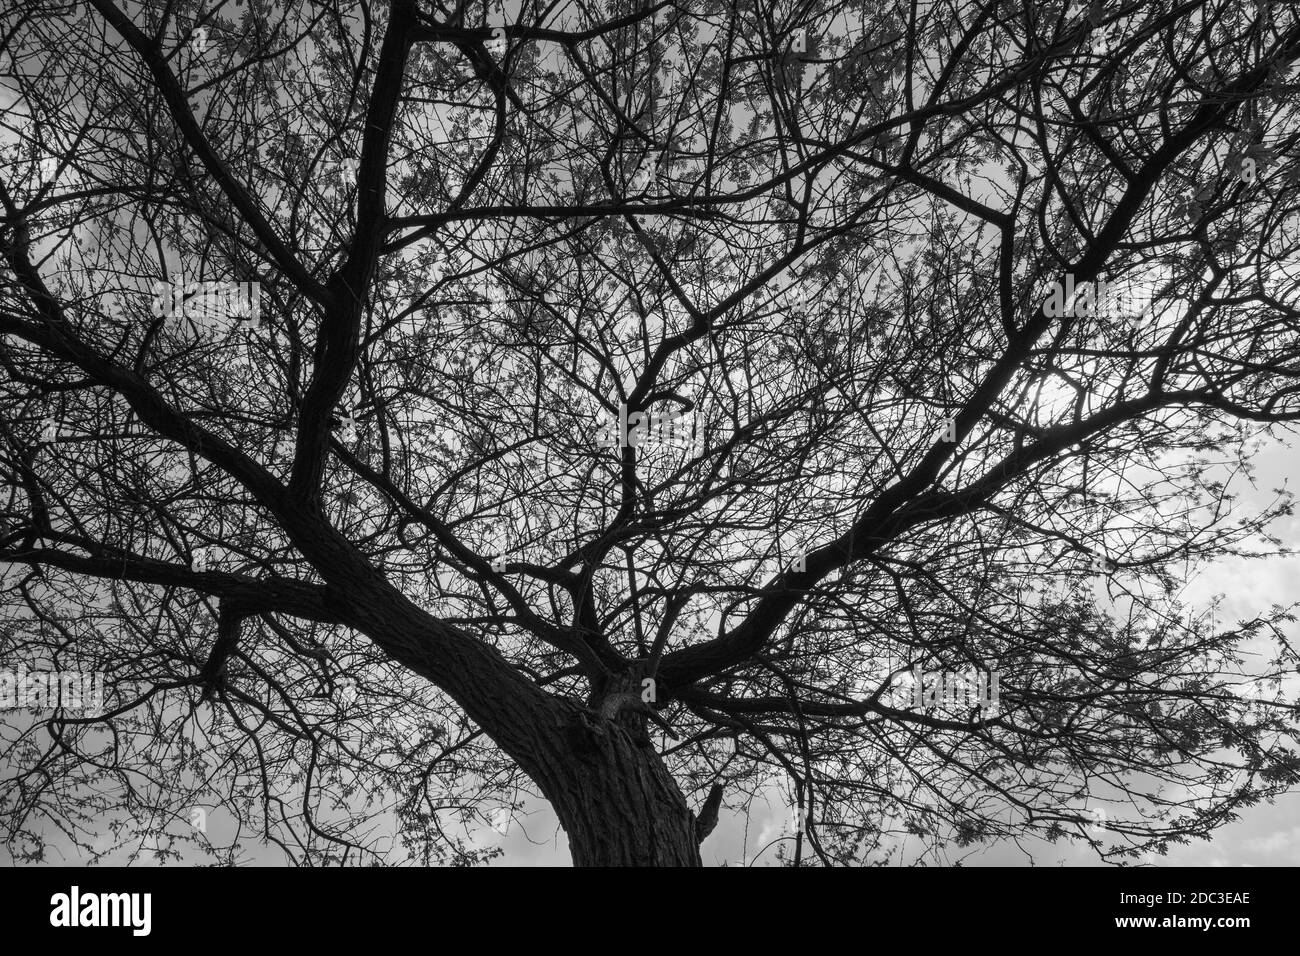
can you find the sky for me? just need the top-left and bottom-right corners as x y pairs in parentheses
(2, 1), (1297, 869)
(472, 436), (1300, 866)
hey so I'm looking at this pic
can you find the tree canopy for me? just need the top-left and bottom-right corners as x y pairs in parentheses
(2, 0), (1299, 866)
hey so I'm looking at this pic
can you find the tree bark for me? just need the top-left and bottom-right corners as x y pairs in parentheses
(535, 702), (702, 867)
(305, 535), (701, 865)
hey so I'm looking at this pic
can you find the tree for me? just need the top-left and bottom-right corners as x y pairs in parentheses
(2, 0), (1299, 867)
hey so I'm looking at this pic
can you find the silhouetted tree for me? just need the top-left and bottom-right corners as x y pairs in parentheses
(2, 0), (1299, 866)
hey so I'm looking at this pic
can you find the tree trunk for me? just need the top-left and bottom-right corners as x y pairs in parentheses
(320, 562), (700, 865)
(537, 702), (703, 867)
